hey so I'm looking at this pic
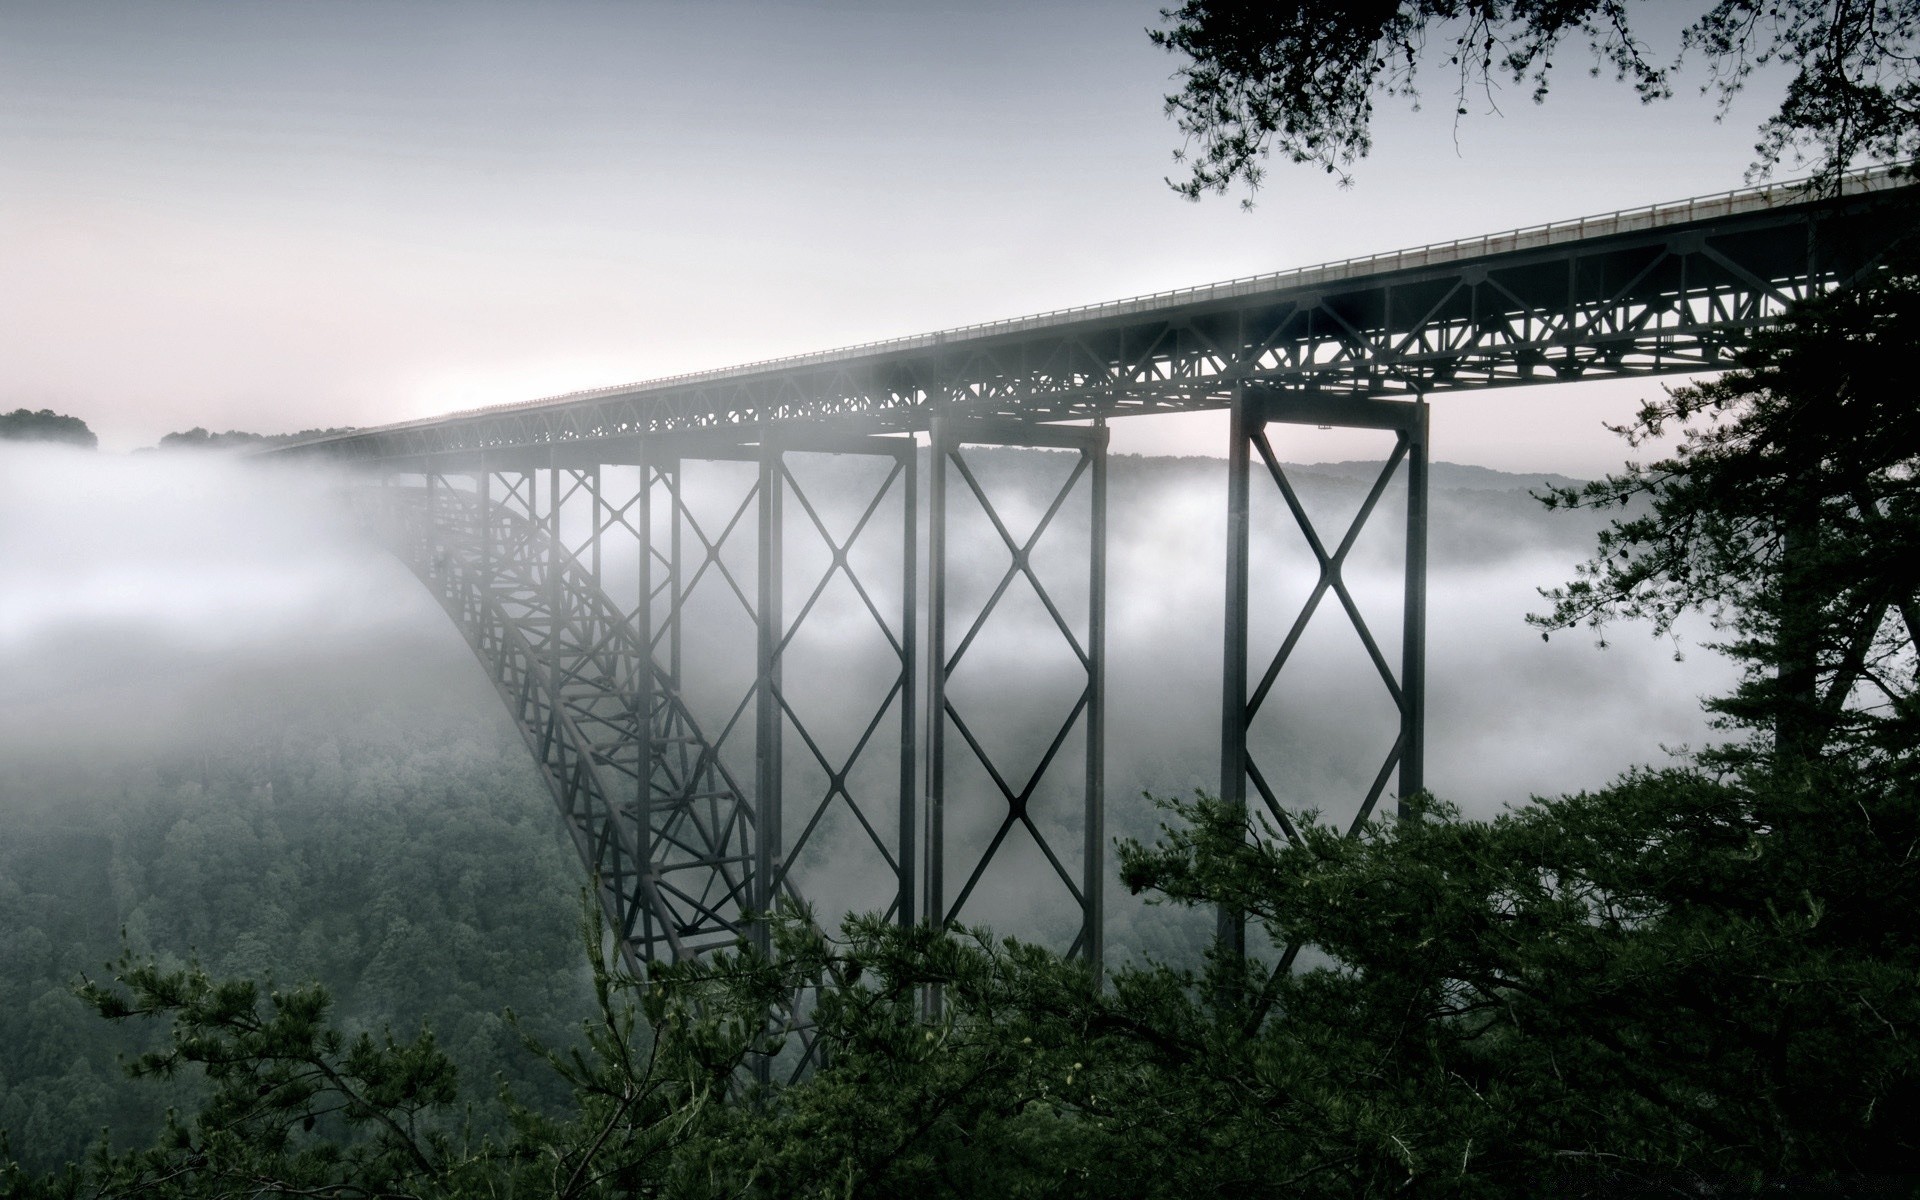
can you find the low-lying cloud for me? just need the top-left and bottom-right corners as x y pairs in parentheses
(0, 443), (1739, 961)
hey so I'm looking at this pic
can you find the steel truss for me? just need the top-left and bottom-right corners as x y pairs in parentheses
(397, 463), (757, 967)
(639, 430), (919, 955)
(1219, 387), (1428, 956)
(928, 417), (1106, 964)
(393, 432), (920, 975)
(282, 173), (1911, 464)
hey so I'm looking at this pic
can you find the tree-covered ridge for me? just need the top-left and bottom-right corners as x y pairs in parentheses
(153, 426), (357, 451)
(0, 410), (95, 449)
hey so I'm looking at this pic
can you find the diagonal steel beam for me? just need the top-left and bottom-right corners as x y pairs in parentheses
(927, 415), (1106, 969)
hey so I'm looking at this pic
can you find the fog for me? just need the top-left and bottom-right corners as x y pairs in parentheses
(0, 443), (484, 765)
(0, 440), (1737, 965)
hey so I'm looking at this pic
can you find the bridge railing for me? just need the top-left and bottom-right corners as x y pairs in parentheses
(319, 164), (1905, 442)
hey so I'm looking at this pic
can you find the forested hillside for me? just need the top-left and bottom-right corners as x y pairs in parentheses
(0, 672), (592, 1170)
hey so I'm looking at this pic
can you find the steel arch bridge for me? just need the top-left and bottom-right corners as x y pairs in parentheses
(280, 168), (1916, 975)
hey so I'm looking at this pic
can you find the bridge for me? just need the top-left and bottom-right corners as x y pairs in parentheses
(276, 168), (1916, 975)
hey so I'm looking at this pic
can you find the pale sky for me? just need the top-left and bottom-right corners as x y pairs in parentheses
(1, 1), (1794, 470)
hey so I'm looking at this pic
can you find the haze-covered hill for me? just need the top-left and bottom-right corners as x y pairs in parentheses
(0, 637), (592, 1169)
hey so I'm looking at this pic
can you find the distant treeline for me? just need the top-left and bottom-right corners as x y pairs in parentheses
(0, 411), (359, 452)
(0, 408), (96, 449)
(151, 426), (357, 451)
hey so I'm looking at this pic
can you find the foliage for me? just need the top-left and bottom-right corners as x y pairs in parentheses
(0, 692), (593, 1174)
(667, 764), (1920, 1196)
(1532, 263), (1920, 769)
(1151, 1), (1920, 202)
(674, 913), (1127, 1198)
(6, 753), (1916, 1197)
(506, 909), (773, 1199)
(0, 409), (95, 449)
(0, 906), (758, 1200)
(1120, 773), (1920, 1194)
(63, 957), (482, 1199)
(154, 427), (356, 452)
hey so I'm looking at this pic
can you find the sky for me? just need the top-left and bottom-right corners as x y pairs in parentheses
(0, 0), (1797, 469)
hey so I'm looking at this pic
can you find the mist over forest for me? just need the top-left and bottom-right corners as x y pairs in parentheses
(0, 438), (1734, 1169)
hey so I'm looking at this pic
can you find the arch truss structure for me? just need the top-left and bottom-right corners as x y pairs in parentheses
(294, 170), (1915, 972)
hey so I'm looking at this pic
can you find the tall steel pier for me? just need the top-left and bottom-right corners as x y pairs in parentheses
(278, 169), (1916, 972)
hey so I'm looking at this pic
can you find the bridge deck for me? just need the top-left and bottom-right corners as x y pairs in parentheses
(278, 166), (1915, 465)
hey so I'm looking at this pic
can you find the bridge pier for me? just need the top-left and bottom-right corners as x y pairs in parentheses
(927, 416), (1107, 967)
(631, 430), (921, 958)
(755, 429), (920, 946)
(1219, 386), (1429, 955)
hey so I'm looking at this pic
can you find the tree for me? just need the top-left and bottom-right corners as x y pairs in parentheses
(156, 428), (267, 451)
(12, 768), (1914, 1198)
(1151, 1), (1920, 203)
(1532, 263), (1920, 772)
(54, 954), (486, 1199)
(0, 909), (749, 1200)
(152, 427), (357, 452)
(0, 409), (96, 449)
(1117, 772), (1920, 1194)
(635, 768), (1920, 1195)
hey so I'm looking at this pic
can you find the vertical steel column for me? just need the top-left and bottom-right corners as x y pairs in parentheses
(755, 435), (784, 957)
(898, 447), (919, 929)
(1218, 388), (1251, 957)
(422, 470), (437, 586)
(479, 458), (492, 588)
(925, 418), (949, 939)
(1084, 419), (1108, 973)
(546, 449), (563, 688)
(668, 459), (683, 692)
(634, 443), (659, 958)
(1228, 386), (1430, 831)
(1400, 401), (1429, 814)
(923, 423), (948, 1021)
(632, 443), (760, 962)
(1220, 387), (1431, 973)
(588, 464), (603, 586)
(745, 430), (920, 929)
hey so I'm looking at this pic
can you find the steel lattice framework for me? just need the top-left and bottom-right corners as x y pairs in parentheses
(928, 417), (1106, 965)
(289, 169), (1917, 975)
(394, 470), (762, 961)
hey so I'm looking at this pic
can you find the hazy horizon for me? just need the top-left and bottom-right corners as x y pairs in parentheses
(2, 1), (1796, 471)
